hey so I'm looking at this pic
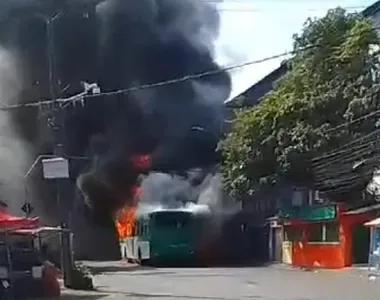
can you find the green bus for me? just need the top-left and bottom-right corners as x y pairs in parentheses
(120, 208), (210, 265)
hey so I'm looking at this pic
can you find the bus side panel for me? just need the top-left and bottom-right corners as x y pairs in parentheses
(125, 237), (139, 260)
(120, 239), (128, 260)
(138, 240), (150, 260)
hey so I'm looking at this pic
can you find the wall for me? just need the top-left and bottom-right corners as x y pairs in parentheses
(242, 183), (293, 215)
(292, 242), (344, 268)
(288, 222), (347, 269)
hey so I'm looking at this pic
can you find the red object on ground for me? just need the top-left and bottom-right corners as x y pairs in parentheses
(42, 265), (61, 298)
(0, 209), (39, 229)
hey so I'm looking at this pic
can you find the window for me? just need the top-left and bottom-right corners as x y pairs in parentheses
(144, 220), (150, 236)
(152, 212), (191, 229)
(133, 221), (138, 236)
(135, 220), (141, 236)
(137, 219), (148, 237)
(309, 224), (323, 242)
(308, 223), (339, 243)
(284, 227), (302, 242)
(325, 223), (339, 242)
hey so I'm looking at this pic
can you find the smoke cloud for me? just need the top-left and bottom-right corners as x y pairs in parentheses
(0, 47), (32, 215)
(137, 171), (238, 215)
(0, 0), (231, 240)
(74, 0), (231, 218)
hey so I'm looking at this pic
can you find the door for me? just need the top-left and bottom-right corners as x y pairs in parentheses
(352, 224), (370, 264)
(282, 242), (292, 264)
(125, 237), (138, 260)
(138, 241), (151, 260)
(137, 219), (150, 260)
(274, 227), (283, 262)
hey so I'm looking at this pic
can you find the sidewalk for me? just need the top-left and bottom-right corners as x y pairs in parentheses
(270, 262), (370, 275)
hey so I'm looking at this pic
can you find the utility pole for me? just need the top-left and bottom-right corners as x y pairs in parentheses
(39, 9), (76, 288)
(24, 4), (100, 288)
(40, 10), (68, 223)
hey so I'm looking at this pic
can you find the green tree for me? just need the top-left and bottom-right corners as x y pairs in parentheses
(220, 8), (380, 198)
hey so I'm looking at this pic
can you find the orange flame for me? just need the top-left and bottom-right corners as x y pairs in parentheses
(115, 185), (142, 239)
(116, 206), (137, 238)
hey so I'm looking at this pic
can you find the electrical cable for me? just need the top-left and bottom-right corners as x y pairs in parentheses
(313, 144), (378, 172)
(2, 21), (379, 111)
(314, 154), (378, 179)
(312, 127), (380, 163)
(311, 129), (380, 193)
(311, 129), (380, 178)
(312, 139), (380, 171)
(0, 46), (312, 111)
(313, 147), (380, 181)
(217, 6), (367, 13)
(316, 172), (374, 192)
(314, 154), (380, 182)
(1, 19), (379, 111)
(312, 132), (380, 169)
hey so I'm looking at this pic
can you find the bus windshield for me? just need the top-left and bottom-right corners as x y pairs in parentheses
(151, 212), (192, 229)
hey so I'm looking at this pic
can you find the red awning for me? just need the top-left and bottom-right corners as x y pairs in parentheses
(0, 209), (39, 230)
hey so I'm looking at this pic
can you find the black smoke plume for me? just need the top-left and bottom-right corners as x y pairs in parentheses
(0, 0), (231, 240)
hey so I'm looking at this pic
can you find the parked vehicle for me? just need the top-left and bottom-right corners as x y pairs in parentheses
(0, 230), (61, 299)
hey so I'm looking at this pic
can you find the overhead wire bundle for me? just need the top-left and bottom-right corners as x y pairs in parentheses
(311, 111), (380, 196)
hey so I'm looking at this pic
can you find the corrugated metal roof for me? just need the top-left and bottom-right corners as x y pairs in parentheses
(365, 217), (380, 226)
(343, 203), (380, 215)
(363, 0), (380, 17)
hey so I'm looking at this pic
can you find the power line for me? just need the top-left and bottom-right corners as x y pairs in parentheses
(314, 151), (380, 180)
(217, 6), (367, 12)
(311, 131), (380, 193)
(312, 128), (380, 165)
(0, 48), (301, 111)
(312, 131), (380, 172)
(1, 21), (379, 111)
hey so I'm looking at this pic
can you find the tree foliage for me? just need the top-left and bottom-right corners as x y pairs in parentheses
(220, 8), (380, 198)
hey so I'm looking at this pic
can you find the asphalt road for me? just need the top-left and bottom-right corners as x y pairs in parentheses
(61, 262), (380, 300)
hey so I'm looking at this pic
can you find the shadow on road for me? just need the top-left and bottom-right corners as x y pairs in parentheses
(86, 264), (156, 275)
(201, 261), (271, 268)
(153, 261), (271, 269)
(84, 262), (272, 274)
(59, 295), (109, 300)
(94, 290), (263, 300)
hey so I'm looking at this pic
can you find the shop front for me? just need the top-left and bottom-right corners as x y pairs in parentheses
(280, 203), (372, 269)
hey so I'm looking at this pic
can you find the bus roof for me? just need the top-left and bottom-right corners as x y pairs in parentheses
(146, 205), (211, 217)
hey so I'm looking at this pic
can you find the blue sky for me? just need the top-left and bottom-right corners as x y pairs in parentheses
(214, 0), (377, 101)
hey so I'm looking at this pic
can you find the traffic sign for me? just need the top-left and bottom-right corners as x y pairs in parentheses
(21, 202), (34, 216)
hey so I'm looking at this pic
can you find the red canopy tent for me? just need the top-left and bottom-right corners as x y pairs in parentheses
(0, 209), (39, 230)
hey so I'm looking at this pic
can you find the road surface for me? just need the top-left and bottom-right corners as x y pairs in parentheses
(61, 262), (380, 300)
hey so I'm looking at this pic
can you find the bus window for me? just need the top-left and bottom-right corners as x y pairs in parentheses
(133, 221), (137, 236)
(152, 212), (191, 228)
(143, 221), (149, 237)
(135, 218), (149, 237)
(135, 220), (140, 236)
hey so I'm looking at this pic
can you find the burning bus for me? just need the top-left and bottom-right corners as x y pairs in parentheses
(117, 205), (211, 266)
